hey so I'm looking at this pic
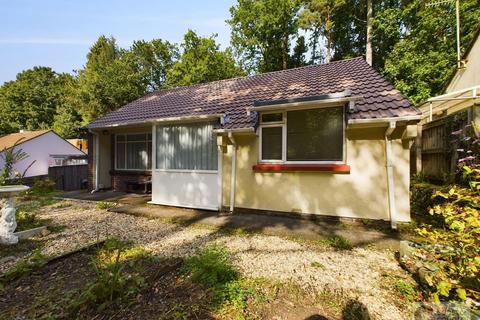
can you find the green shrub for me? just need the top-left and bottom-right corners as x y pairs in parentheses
(415, 186), (480, 302)
(410, 182), (441, 216)
(394, 280), (417, 302)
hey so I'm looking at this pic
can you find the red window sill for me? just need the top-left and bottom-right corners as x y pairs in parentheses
(252, 163), (350, 173)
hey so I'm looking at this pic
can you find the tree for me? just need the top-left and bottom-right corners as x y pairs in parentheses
(228, 0), (304, 73)
(299, 0), (346, 64)
(52, 74), (83, 138)
(128, 39), (179, 91)
(383, 0), (480, 104)
(76, 36), (146, 123)
(165, 30), (244, 87)
(0, 67), (73, 135)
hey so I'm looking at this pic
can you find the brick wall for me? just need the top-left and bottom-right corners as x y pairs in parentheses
(111, 170), (152, 192)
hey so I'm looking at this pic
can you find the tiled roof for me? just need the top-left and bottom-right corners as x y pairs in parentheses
(0, 130), (50, 151)
(86, 57), (420, 129)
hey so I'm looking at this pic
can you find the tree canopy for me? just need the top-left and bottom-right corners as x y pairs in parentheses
(166, 30), (244, 87)
(0, 0), (479, 137)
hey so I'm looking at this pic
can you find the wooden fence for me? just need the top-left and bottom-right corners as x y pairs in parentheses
(419, 111), (468, 180)
(48, 164), (88, 191)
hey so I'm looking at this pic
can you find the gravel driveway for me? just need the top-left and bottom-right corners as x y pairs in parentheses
(3, 200), (413, 319)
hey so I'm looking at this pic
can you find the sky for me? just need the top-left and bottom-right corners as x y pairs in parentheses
(0, 0), (236, 84)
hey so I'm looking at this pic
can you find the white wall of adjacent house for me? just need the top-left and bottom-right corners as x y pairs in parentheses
(447, 34), (480, 93)
(0, 131), (85, 178)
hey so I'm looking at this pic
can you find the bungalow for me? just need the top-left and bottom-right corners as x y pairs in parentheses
(85, 57), (421, 228)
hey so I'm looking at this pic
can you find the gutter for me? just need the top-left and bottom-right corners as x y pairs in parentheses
(384, 121), (397, 229)
(348, 115), (422, 126)
(89, 130), (100, 193)
(228, 132), (237, 213)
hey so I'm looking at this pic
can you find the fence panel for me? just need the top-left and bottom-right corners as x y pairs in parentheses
(48, 164), (88, 191)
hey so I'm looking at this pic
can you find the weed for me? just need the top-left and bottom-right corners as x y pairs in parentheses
(96, 201), (117, 210)
(73, 238), (146, 311)
(1, 249), (47, 283)
(183, 245), (269, 318)
(311, 261), (326, 269)
(324, 236), (353, 251)
(394, 280), (416, 302)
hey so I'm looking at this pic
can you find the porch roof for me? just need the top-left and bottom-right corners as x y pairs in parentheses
(86, 57), (420, 130)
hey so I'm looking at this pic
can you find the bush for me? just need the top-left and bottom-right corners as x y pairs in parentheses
(415, 186), (480, 303)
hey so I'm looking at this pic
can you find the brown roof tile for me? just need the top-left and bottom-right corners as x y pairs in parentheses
(0, 130), (51, 151)
(86, 57), (420, 129)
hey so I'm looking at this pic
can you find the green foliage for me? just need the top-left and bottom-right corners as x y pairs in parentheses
(394, 280), (417, 302)
(183, 245), (238, 287)
(383, 0), (480, 104)
(0, 67), (74, 135)
(166, 30), (244, 87)
(0, 249), (47, 283)
(324, 235), (353, 250)
(75, 238), (147, 310)
(183, 245), (267, 318)
(96, 201), (117, 210)
(227, 0), (304, 73)
(410, 182), (442, 216)
(311, 261), (326, 269)
(415, 186), (480, 302)
(0, 140), (30, 185)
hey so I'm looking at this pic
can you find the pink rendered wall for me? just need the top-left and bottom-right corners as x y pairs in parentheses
(0, 131), (85, 178)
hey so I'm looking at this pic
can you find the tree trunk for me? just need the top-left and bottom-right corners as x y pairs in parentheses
(366, 0), (373, 66)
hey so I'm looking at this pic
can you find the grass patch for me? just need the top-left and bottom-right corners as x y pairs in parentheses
(96, 201), (117, 210)
(0, 249), (47, 284)
(310, 261), (326, 269)
(182, 245), (271, 318)
(322, 235), (353, 251)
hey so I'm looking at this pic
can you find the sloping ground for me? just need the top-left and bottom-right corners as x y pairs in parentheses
(1, 201), (416, 319)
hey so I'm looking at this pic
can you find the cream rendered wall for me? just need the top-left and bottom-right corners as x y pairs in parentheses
(447, 35), (480, 92)
(224, 127), (411, 221)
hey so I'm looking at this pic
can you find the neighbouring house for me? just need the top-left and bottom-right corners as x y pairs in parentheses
(85, 57), (420, 228)
(416, 28), (480, 179)
(0, 130), (87, 178)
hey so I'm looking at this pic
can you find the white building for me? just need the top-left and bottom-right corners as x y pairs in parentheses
(0, 130), (86, 178)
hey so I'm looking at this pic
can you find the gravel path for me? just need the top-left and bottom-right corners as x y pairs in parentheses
(3, 201), (413, 319)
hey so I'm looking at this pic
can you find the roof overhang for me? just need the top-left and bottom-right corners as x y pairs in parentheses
(347, 115), (422, 128)
(419, 85), (480, 122)
(247, 91), (362, 114)
(87, 113), (225, 130)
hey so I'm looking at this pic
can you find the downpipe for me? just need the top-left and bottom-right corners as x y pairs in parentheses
(228, 132), (237, 213)
(385, 121), (397, 229)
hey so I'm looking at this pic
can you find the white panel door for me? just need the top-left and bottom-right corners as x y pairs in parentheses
(151, 122), (221, 210)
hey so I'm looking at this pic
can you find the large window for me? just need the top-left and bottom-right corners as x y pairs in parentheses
(260, 107), (344, 163)
(156, 122), (218, 171)
(116, 133), (152, 170)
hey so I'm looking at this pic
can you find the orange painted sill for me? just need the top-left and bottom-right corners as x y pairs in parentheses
(252, 163), (350, 173)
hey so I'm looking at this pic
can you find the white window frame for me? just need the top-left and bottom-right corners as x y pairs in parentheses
(258, 106), (346, 164)
(115, 132), (152, 171)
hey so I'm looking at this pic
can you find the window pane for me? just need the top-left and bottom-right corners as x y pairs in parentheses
(261, 127), (283, 160)
(116, 142), (126, 169)
(287, 107), (343, 161)
(261, 113), (283, 123)
(156, 122), (218, 170)
(117, 135), (125, 142)
(127, 134), (146, 142)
